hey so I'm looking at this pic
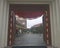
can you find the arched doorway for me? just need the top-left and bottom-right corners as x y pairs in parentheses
(8, 4), (51, 47)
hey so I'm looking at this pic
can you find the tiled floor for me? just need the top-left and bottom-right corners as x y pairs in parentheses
(13, 33), (46, 46)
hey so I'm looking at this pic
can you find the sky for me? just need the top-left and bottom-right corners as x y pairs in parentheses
(27, 15), (43, 28)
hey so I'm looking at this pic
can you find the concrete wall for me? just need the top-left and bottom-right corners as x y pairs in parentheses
(0, 0), (60, 48)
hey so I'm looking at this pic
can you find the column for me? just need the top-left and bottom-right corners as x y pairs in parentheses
(54, 0), (60, 48)
(0, 0), (8, 48)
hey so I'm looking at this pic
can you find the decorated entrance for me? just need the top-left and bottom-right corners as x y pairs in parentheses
(7, 4), (51, 46)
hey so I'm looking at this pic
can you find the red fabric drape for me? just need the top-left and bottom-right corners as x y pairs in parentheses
(15, 11), (44, 18)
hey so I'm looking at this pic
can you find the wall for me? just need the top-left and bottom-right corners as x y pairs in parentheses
(0, 0), (60, 48)
(0, 0), (9, 48)
(53, 0), (60, 47)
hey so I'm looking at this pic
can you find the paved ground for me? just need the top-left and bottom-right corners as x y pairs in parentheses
(13, 33), (46, 46)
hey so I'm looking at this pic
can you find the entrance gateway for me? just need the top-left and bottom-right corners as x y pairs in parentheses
(8, 4), (51, 47)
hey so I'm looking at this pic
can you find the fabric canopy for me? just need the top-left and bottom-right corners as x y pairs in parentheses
(15, 11), (45, 18)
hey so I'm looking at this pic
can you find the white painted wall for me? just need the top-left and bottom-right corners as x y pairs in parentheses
(53, 0), (60, 47)
(0, 0), (60, 48)
(0, 0), (9, 48)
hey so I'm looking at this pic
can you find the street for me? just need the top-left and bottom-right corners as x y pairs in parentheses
(13, 33), (46, 46)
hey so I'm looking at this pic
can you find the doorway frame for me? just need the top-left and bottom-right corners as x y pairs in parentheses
(7, 1), (54, 47)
